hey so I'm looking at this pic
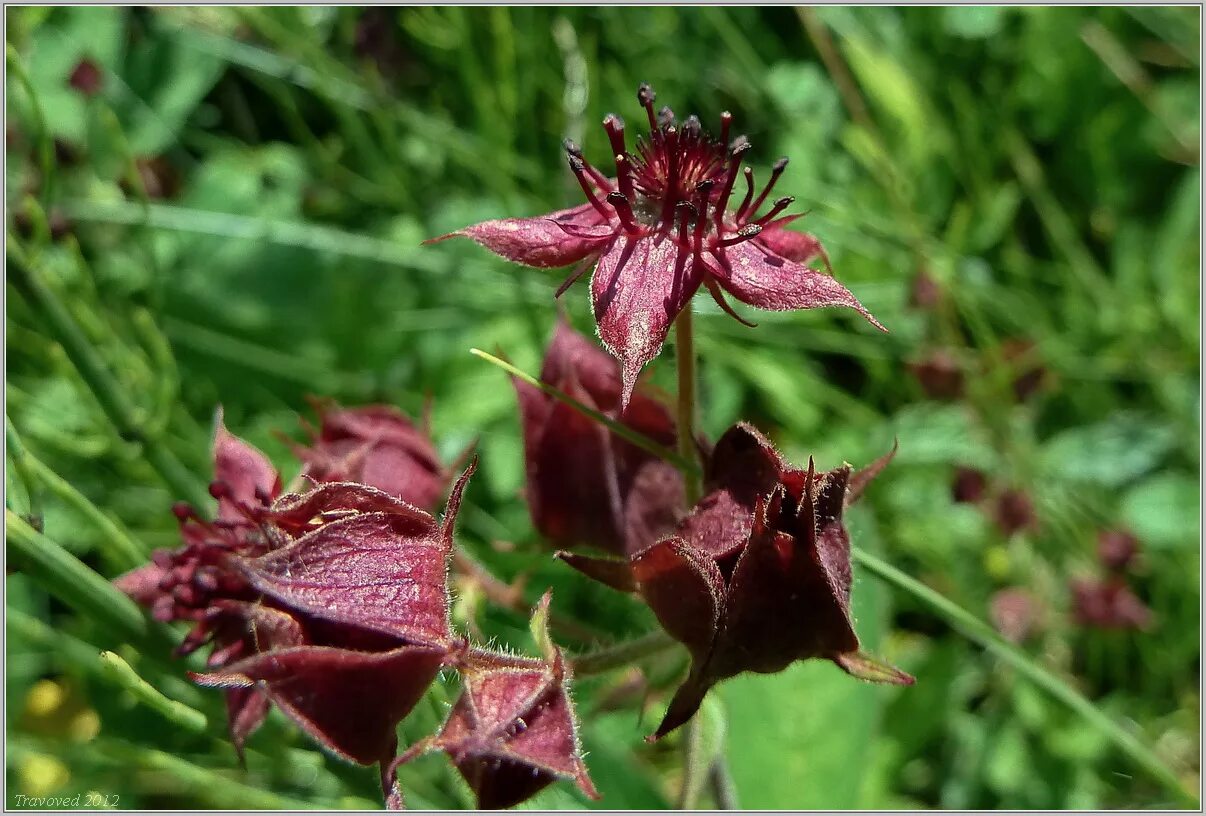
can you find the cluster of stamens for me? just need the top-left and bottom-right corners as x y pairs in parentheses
(565, 83), (797, 255)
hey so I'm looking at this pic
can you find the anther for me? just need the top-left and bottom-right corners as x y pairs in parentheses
(638, 83), (660, 143)
(718, 224), (763, 247)
(562, 139), (583, 158)
(657, 106), (675, 129)
(749, 157), (789, 219)
(682, 115), (701, 141)
(755, 195), (794, 226)
(568, 156), (612, 219)
(602, 114), (627, 158)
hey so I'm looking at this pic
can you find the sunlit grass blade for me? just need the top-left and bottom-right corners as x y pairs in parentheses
(99, 650), (209, 735)
(7, 421), (147, 571)
(469, 348), (697, 473)
(6, 510), (146, 640)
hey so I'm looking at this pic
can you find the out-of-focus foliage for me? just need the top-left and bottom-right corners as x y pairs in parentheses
(5, 6), (1199, 810)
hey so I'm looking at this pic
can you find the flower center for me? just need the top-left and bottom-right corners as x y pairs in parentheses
(565, 83), (798, 255)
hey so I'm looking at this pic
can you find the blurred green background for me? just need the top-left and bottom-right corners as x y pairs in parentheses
(5, 5), (1200, 810)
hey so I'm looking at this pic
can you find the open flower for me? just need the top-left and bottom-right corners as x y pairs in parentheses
(116, 412), (478, 769)
(388, 593), (598, 810)
(430, 83), (883, 406)
(560, 423), (911, 738)
(291, 400), (449, 512)
(515, 320), (684, 556)
(1070, 577), (1154, 631)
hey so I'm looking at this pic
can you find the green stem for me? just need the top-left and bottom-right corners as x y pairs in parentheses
(7, 246), (211, 509)
(853, 549), (1197, 808)
(569, 630), (678, 676)
(674, 308), (702, 503)
(470, 348), (694, 472)
(709, 756), (739, 810)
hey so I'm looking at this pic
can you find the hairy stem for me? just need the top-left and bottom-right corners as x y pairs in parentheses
(470, 348), (693, 472)
(569, 630), (678, 676)
(709, 756), (739, 810)
(674, 307), (702, 503)
(451, 549), (601, 643)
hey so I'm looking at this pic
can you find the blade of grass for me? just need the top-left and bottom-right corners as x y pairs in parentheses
(98, 650), (209, 735)
(6, 510), (147, 641)
(16, 437), (147, 571)
(469, 348), (696, 473)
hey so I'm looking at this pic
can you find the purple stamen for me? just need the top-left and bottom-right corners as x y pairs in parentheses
(754, 195), (794, 226)
(569, 156), (613, 219)
(749, 157), (788, 220)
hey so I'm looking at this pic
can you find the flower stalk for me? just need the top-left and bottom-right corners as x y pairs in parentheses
(674, 307), (702, 503)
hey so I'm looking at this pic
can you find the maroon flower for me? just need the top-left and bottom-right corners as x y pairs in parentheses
(292, 400), (449, 513)
(515, 320), (684, 556)
(388, 594), (598, 810)
(993, 488), (1038, 537)
(429, 83), (883, 406)
(560, 423), (911, 739)
(908, 267), (944, 311)
(1000, 338), (1049, 402)
(951, 466), (988, 504)
(68, 58), (103, 96)
(116, 411), (478, 769)
(1070, 578), (1154, 631)
(989, 588), (1040, 644)
(1097, 529), (1140, 573)
(908, 349), (964, 400)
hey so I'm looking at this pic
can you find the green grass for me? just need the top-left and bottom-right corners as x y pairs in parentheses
(5, 6), (1200, 810)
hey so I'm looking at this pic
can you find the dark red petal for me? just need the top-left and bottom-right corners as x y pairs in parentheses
(650, 667), (712, 741)
(754, 222), (831, 269)
(225, 687), (270, 761)
(708, 242), (885, 331)
(591, 233), (703, 408)
(632, 538), (724, 663)
(526, 377), (626, 554)
(555, 551), (637, 593)
(194, 644), (446, 765)
(213, 408), (280, 521)
(846, 439), (898, 506)
(705, 422), (787, 504)
(673, 489), (755, 561)
(622, 460), (686, 557)
(237, 511), (451, 646)
(426, 203), (612, 269)
(268, 481), (433, 530)
(113, 561), (170, 606)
